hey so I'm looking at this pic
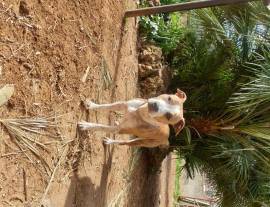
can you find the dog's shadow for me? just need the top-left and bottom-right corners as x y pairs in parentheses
(64, 144), (114, 207)
(64, 15), (129, 207)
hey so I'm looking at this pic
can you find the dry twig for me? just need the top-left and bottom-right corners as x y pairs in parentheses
(0, 117), (59, 174)
(40, 145), (68, 206)
(22, 168), (27, 201)
(81, 66), (90, 83)
(101, 57), (112, 90)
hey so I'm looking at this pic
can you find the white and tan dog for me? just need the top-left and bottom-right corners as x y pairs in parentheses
(78, 89), (186, 148)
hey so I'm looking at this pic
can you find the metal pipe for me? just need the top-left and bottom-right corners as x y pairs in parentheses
(125, 0), (260, 18)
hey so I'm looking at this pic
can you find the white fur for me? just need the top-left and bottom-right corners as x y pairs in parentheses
(148, 98), (180, 118)
(78, 121), (119, 133)
(84, 99), (146, 112)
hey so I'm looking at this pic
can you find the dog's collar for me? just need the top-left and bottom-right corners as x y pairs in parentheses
(168, 125), (181, 146)
(168, 125), (175, 142)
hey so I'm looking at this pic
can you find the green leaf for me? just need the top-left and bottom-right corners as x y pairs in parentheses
(184, 127), (192, 144)
(238, 124), (270, 140)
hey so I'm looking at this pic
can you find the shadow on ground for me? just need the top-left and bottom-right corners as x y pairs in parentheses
(64, 139), (114, 207)
(124, 148), (170, 207)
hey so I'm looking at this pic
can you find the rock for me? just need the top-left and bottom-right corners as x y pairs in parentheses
(147, 0), (161, 6)
(138, 43), (171, 98)
(139, 64), (160, 79)
(19, 1), (30, 16)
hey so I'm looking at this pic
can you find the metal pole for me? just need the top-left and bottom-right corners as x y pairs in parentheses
(125, 0), (260, 17)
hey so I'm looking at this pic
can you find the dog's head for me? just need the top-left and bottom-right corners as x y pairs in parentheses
(148, 89), (186, 135)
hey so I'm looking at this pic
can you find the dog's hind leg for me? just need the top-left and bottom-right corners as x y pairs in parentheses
(103, 137), (147, 147)
(78, 121), (119, 133)
(103, 137), (166, 148)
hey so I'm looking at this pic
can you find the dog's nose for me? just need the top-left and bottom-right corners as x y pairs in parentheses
(149, 102), (158, 112)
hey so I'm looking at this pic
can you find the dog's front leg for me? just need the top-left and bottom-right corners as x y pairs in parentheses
(84, 100), (127, 111)
(83, 99), (146, 111)
(78, 121), (119, 133)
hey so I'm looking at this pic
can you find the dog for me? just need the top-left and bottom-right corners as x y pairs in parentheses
(78, 89), (186, 148)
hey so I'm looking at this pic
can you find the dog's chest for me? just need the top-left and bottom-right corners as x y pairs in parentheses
(127, 99), (146, 112)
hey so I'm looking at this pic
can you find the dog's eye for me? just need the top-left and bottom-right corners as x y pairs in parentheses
(165, 112), (173, 120)
(168, 97), (172, 101)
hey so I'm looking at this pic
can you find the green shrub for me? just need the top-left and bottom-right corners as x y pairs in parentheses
(139, 13), (185, 55)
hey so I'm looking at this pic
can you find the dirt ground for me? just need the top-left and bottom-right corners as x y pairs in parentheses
(0, 0), (176, 207)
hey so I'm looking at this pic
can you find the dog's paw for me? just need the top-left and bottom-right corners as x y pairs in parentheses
(103, 137), (115, 145)
(78, 121), (92, 131)
(114, 120), (120, 126)
(77, 121), (87, 130)
(83, 99), (97, 110)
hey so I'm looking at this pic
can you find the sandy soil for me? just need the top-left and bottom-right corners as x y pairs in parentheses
(0, 0), (140, 206)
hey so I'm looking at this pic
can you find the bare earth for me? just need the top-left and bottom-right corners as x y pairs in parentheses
(0, 0), (175, 207)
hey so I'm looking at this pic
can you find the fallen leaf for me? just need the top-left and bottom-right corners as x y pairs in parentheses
(0, 84), (14, 107)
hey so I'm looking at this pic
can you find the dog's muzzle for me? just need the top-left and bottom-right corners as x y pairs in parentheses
(148, 102), (159, 112)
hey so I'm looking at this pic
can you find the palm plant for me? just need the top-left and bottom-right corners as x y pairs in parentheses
(168, 2), (270, 206)
(177, 47), (270, 206)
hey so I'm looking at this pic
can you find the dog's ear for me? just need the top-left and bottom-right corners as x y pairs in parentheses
(173, 118), (185, 136)
(176, 89), (187, 102)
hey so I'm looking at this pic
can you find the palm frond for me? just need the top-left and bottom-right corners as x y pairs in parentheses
(228, 47), (270, 110)
(0, 117), (60, 174)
